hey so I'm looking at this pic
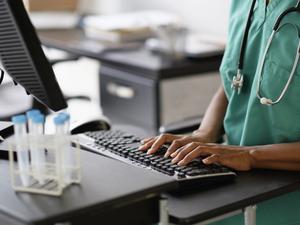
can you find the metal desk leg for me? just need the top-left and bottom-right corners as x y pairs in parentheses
(159, 198), (169, 225)
(244, 205), (257, 225)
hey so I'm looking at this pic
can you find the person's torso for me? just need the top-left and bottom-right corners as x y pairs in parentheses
(220, 0), (300, 146)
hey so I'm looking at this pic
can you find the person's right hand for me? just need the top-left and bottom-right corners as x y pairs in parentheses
(138, 132), (214, 158)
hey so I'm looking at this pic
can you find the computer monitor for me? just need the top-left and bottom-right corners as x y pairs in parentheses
(0, 0), (67, 112)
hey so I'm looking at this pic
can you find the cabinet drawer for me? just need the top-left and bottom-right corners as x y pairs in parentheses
(100, 66), (158, 129)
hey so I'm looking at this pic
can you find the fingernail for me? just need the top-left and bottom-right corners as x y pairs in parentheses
(171, 158), (178, 164)
(138, 146), (144, 150)
(170, 152), (176, 157)
(178, 161), (184, 166)
(164, 152), (170, 158)
(147, 150), (152, 154)
(203, 159), (208, 164)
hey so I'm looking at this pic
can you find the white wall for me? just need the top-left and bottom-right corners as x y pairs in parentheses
(79, 0), (231, 38)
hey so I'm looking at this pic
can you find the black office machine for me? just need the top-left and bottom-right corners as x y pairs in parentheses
(76, 130), (236, 190)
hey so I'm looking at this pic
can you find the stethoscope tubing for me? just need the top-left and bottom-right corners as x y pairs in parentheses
(256, 25), (300, 105)
(233, 0), (300, 105)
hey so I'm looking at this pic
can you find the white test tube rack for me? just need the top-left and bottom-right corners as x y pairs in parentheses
(9, 135), (81, 196)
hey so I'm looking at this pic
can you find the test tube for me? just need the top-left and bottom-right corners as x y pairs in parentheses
(54, 115), (71, 186)
(12, 115), (30, 187)
(58, 112), (70, 134)
(26, 109), (41, 182)
(59, 113), (72, 185)
(26, 109), (41, 133)
(31, 114), (46, 184)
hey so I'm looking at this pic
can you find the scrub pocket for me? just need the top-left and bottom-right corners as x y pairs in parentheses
(260, 60), (300, 143)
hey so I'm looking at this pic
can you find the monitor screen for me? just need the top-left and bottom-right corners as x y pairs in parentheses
(0, 0), (67, 111)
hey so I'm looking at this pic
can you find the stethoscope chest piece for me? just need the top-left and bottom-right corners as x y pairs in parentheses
(260, 97), (273, 105)
(231, 70), (244, 94)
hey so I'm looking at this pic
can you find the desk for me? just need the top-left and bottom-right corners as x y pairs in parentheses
(167, 170), (300, 225)
(38, 29), (223, 134)
(0, 150), (177, 225)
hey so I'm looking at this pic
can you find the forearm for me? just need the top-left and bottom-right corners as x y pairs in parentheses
(195, 85), (228, 142)
(250, 142), (300, 171)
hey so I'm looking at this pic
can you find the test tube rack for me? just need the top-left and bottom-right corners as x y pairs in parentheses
(9, 135), (81, 196)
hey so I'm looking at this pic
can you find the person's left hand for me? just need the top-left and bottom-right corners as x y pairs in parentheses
(170, 142), (255, 171)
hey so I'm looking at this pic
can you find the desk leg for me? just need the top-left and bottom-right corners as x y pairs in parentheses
(159, 198), (169, 225)
(244, 205), (257, 225)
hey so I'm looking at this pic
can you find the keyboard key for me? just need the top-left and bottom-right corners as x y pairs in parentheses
(181, 167), (194, 173)
(153, 158), (165, 163)
(186, 169), (211, 176)
(143, 159), (151, 165)
(177, 172), (186, 179)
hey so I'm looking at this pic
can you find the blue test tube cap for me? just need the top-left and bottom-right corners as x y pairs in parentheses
(54, 116), (65, 125)
(32, 114), (45, 124)
(12, 115), (27, 124)
(26, 109), (41, 118)
(58, 112), (70, 121)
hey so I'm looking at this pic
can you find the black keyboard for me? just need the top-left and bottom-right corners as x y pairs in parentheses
(76, 130), (236, 190)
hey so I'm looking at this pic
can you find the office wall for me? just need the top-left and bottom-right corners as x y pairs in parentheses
(79, 0), (231, 38)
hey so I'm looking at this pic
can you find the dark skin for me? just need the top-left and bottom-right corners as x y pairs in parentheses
(139, 85), (300, 172)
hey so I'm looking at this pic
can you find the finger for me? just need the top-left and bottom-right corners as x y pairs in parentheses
(170, 146), (184, 158)
(141, 137), (154, 144)
(202, 154), (220, 165)
(177, 146), (205, 166)
(171, 143), (199, 164)
(164, 138), (187, 157)
(174, 144), (212, 159)
(147, 134), (177, 154)
(194, 145), (225, 156)
(170, 140), (204, 158)
(139, 140), (156, 151)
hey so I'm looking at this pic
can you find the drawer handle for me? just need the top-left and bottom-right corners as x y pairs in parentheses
(107, 82), (135, 99)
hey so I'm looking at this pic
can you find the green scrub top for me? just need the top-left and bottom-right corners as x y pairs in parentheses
(213, 1), (300, 225)
(220, 0), (300, 146)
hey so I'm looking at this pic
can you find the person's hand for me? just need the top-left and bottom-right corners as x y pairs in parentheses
(139, 131), (214, 157)
(170, 142), (255, 171)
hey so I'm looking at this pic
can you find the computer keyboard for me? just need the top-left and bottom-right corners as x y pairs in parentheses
(76, 130), (236, 190)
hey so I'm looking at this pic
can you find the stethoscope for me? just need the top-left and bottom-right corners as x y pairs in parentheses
(232, 0), (300, 105)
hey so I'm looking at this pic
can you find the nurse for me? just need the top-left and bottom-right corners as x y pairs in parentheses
(140, 0), (300, 224)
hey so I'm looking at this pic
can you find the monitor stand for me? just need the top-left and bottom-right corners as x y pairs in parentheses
(0, 121), (14, 160)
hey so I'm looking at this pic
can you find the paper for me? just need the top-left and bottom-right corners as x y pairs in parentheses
(29, 11), (80, 29)
(82, 10), (182, 42)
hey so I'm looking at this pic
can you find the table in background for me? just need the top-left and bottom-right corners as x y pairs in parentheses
(38, 29), (223, 135)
